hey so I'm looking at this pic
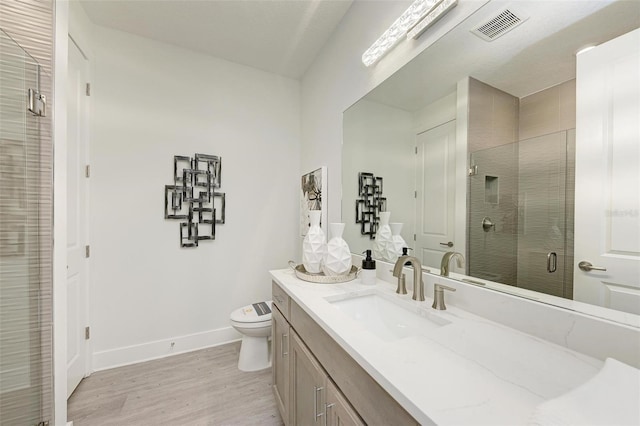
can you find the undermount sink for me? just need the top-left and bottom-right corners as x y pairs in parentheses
(327, 292), (450, 341)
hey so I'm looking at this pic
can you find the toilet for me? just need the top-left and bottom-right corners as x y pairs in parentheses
(230, 301), (273, 372)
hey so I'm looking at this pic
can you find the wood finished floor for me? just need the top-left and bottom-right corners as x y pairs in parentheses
(67, 342), (283, 426)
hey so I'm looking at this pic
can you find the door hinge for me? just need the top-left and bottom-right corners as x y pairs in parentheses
(28, 88), (46, 117)
(413, 234), (417, 241)
(415, 146), (418, 154)
(86, 82), (91, 96)
(414, 191), (417, 198)
(85, 326), (90, 340)
(85, 245), (90, 258)
(85, 164), (90, 178)
(468, 165), (478, 176)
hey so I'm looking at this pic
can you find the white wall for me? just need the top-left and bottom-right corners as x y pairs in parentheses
(300, 0), (488, 240)
(87, 25), (300, 370)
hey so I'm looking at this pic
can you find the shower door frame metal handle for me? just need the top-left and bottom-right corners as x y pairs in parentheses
(547, 252), (557, 273)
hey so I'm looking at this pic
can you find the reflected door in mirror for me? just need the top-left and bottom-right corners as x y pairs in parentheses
(415, 120), (456, 270)
(574, 28), (640, 315)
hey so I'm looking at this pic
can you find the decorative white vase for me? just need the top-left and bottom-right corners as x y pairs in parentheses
(390, 223), (407, 261)
(322, 223), (352, 276)
(302, 210), (326, 273)
(372, 211), (395, 262)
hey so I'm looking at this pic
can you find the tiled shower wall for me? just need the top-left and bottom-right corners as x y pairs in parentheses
(467, 78), (576, 297)
(467, 78), (520, 285)
(518, 80), (576, 298)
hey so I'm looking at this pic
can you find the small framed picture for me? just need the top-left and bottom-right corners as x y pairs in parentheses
(300, 166), (327, 236)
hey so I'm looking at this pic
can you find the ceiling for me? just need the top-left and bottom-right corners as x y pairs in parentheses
(79, 0), (354, 79)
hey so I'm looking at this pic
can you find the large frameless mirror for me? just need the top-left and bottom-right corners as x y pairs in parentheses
(342, 0), (640, 326)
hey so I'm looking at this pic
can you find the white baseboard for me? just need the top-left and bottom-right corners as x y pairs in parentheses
(92, 326), (241, 372)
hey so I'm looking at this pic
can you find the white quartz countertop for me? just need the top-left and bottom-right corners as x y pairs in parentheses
(270, 268), (604, 425)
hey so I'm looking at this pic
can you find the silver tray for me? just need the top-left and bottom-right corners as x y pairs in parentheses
(288, 261), (359, 284)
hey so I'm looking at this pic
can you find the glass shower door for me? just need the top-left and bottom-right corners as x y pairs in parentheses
(516, 131), (570, 298)
(0, 29), (53, 426)
(468, 130), (573, 298)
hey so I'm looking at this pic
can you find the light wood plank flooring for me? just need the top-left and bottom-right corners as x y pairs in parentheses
(68, 342), (283, 426)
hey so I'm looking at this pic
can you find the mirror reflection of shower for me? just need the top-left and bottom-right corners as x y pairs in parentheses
(468, 129), (575, 299)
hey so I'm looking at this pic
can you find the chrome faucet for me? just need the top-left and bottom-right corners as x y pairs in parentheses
(392, 256), (424, 301)
(440, 252), (464, 277)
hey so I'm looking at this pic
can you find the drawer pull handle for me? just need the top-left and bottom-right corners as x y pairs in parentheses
(282, 333), (289, 357)
(314, 386), (324, 421)
(325, 403), (335, 426)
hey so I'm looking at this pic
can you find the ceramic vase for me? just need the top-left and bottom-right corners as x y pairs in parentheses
(372, 211), (395, 262)
(302, 210), (326, 274)
(322, 223), (352, 276)
(390, 223), (407, 261)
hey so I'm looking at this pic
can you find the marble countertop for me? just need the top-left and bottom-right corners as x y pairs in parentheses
(270, 268), (603, 425)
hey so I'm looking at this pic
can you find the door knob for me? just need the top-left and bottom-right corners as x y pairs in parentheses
(578, 261), (607, 272)
(440, 241), (454, 247)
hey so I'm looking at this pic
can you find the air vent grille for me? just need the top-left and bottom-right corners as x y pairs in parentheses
(471, 9), (528, 41)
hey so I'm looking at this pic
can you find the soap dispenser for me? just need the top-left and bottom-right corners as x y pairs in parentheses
(402, 247), (413, 266)
(361, 250), (376, 285)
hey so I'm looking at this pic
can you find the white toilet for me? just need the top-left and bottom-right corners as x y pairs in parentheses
(230, 301), (273, 372)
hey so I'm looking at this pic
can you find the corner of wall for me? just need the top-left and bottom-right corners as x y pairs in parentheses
(455, 77), (469, 263)
(54, 1), (70, 423)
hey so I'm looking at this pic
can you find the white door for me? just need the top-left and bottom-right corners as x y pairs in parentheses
(67, 37), (90, 396)
(415, 120), (456, 270)
(574, 28), (640, 315)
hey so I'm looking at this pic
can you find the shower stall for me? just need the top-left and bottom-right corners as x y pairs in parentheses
(0, 28), (53, 425)
(468, 130), (575, 298)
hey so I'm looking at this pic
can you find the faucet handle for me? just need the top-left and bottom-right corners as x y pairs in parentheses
(432, 283), (456, 310)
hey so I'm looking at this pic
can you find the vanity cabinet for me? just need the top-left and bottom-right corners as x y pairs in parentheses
(326, 379), (365, 426)
(290, 332), (363, 426)
(290, 332), (328, 425)
(272, 303), (290, 424)
(272, 281), (416, 426)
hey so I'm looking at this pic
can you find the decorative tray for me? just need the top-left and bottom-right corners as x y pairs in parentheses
(288, 261), (359, 284)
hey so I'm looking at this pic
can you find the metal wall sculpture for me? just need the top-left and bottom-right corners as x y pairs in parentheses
(355, 172), (385, 239)
(164, 153), (225, 247)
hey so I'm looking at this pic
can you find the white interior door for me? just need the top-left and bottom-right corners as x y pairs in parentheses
(67, 37), (90, 397)
(574, 28), (640, 315)
(415, 120), (456, 270)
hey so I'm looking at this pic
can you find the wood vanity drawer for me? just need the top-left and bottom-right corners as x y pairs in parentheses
(272, 281), (290, 319)
(290, 300), (419, 426)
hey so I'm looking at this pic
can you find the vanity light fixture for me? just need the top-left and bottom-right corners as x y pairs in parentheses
(362, 0), (446, 67)
(407, 0), (458, 40)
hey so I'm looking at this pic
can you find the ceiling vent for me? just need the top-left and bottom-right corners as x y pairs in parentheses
(470, 9), (528, 42)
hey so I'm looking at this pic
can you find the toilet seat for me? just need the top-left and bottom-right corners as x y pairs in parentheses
(230, 301), (272, 325)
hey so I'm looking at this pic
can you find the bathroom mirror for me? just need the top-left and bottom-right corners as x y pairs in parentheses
(342, 0), (640, 325)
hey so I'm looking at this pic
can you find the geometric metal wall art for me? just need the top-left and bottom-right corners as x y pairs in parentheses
(355, 172), (385, 239)
(164, 153), (226, 248)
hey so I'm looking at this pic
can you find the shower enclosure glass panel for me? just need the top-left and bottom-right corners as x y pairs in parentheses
(0, 29), (52, 425)
(468, 130), (574, 298)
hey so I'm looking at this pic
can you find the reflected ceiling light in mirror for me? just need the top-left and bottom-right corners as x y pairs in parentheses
(407, 0), (458, 40)
(362, 0), (444, 67)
